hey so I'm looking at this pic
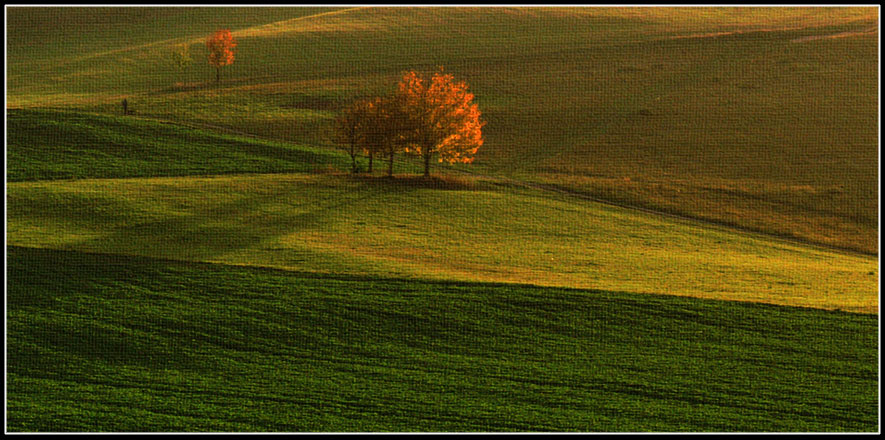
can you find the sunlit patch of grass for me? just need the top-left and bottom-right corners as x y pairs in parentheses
(7, 173), (878, 313)
(230, 7), (374, 38)
(7, 8), (879, 433)
(527, 173), (876, 255)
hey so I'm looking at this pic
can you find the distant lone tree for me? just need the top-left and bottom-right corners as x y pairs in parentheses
(396, 68), (485, 177)
(206, 29), (236, 83)
(171, 43), (193, 83)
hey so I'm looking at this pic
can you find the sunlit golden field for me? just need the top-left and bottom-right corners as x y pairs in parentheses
(6, 173), (878, 313)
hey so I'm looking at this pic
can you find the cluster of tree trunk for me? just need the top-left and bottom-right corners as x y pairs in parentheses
(335, 69), (485, 178)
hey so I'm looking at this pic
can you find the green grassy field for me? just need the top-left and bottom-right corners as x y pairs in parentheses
(5, 6), (880, 433)
(5, 109), (357, 181)
(6, 6), (879, 253)
(7, 246), (878, 432)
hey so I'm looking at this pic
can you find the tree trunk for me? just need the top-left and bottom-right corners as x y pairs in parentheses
(368, 153), (374, 174)
(387, 151), (395, 177)
(216, 67), (220, 83)
(423, 151), (432, 177)
(350, 140), (357, 173)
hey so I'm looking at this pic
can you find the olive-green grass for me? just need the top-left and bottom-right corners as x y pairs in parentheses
(7, 7), (878, 253)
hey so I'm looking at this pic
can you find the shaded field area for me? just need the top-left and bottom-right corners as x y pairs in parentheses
(5, 109), (351, 181)
(7, 246), (878, 432)
(5, 7), (880, 433)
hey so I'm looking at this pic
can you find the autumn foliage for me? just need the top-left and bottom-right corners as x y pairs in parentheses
(368, 96), (411, 177)
(206, 29), (237, 83)
(397, 69), (485, 176)
(336, 68), (484, 178)
(335, 99), (370, 173)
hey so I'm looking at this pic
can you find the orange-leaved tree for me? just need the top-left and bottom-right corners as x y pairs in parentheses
(397, 68), (485, 177)
(206, 29), (236, 83)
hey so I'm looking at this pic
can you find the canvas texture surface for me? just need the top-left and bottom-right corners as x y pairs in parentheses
(5, 6), (880, 433)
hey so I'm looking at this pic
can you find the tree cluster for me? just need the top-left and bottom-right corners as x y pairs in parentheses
(170, 33), (484, 177)
(336, 69), (485, 177)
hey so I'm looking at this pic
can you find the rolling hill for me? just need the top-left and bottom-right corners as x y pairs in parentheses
(6, 6), (879, 253)
(5, 6), (880, 433)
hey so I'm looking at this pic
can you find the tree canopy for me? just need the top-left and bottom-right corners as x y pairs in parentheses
(334, 68), (485, 178)
(206, 29), (236, 83)
(396, 69), (485, 176)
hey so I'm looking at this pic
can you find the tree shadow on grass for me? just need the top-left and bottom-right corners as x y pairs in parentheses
(60, 176), (395, 263)
(9, 173), (495, 283)
(348, 173), (482, 191)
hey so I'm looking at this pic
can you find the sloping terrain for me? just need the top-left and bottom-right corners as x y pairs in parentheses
(5, 6), (880, 433)
(6, 7), (879, 253)
(6, 109), (350, 181)
(7, 171), (878, 314)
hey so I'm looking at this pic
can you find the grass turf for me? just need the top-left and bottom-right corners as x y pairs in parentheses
(5, 109), (351, 181)
(4, 7), (880, 432)
(7, 246), (878, 432)
(6, 7), (878, 253)
(7, 172), (878, 313)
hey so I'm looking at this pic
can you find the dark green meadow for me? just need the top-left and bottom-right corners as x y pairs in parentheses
(6, 109), (352, 181)
(7, 246), (878, 432)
